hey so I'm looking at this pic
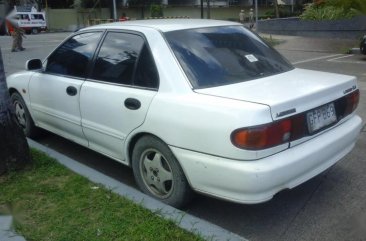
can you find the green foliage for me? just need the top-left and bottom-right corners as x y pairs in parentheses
(264, 5), (303, 19)
(150, 4), (164, 17)
(300, 3), (356, 20)
(301, 0), (366, 20)
(128, 0), (162, 7)
(328, 0), (366, 14)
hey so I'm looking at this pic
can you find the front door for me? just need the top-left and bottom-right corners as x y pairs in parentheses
(29, 31), (103, 146)
(80, 31), (160, 162)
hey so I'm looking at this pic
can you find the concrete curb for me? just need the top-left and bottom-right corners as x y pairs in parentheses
(0, 216), (26, 241)
(348, 48), (361, 54)
(28, 139), (247, 241)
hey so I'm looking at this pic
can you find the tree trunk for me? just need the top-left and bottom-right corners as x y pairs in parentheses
(274, 0), (280, 18)
(0, 48), (31, 175)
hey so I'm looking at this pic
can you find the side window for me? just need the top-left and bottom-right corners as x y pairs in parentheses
(45, 32), (102, 78)
(134, 44), (159, 89)
(31, 14), (44, 20)
(91, 32), (144, 85)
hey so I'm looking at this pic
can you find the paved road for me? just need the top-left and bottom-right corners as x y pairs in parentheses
(1, 33), (366, 241)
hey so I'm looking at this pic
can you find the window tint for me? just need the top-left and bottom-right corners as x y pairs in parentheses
(46, 32), (102, 78)
(134, 44), (159, 89)
(165, 26), (293, 88)
(92, 32), (144, 85)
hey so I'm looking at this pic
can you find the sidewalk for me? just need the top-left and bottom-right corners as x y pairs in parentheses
(259, 33), (360, 53)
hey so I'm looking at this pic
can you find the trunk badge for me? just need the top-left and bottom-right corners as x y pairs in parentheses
(343, 85), (356, 95)
(276, 108), (296, 118)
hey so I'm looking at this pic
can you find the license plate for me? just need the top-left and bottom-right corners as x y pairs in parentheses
(307, 103), (337, 133)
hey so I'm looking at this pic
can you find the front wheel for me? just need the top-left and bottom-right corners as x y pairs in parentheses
(10, 92), (40, 138)
(132, 136), (193, 208)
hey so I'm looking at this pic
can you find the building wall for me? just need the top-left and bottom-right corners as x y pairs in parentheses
(45, 5), (267, 31)
(257, 16), (366, 38)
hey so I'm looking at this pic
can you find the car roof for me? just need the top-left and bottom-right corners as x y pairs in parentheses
(83, 19), (241, 32)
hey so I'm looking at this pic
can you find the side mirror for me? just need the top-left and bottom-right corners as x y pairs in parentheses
(26, 59), (42, 70)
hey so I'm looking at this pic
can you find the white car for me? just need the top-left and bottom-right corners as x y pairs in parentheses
(7, 19), (362, 208)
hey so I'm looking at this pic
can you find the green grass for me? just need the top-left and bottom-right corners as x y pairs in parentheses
(0, 149), (204, 241)
(261, 36), (282, 47)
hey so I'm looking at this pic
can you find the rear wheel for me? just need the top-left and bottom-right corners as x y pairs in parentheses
(132, 136), (193, 208)
(10, 92), (40, 138)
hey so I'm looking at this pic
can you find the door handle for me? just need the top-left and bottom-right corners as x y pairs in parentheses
(66, 86), (77, 96)
(124, 98), (141, 110)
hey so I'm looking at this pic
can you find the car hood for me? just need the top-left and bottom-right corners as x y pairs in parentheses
(195, 68), (358, 120)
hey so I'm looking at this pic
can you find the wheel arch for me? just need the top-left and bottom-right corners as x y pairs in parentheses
(8, 87), (19, 96)
(127, 132), (162, 166)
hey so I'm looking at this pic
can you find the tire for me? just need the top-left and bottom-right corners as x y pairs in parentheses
(10, 92), (39, 138)
(31, 28), (39, 34)
(132, 136), (193, 208)
(360, 39), (366, 55)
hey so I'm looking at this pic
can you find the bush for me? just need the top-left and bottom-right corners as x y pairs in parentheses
(300, 3), (357, 20)
(300, 0), (366, 20)
(150, 4), (163, 18)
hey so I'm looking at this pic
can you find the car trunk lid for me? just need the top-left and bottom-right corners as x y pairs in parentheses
(195, 68), (358, 121)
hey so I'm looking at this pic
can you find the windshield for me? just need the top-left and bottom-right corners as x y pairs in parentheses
(164, 26), (293, 89)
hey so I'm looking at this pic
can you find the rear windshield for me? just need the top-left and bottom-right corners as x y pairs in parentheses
(164, 26), (293, 89)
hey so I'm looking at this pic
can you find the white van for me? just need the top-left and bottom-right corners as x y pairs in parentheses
(6, 6), (47, 34)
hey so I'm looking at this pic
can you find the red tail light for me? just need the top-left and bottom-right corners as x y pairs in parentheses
(231, 116), (305, 150)
(231, 90), (359, 150)
(344, 89), (359, 116)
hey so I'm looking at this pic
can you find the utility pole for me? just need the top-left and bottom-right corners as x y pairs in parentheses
(255, 0), (258, 25)
(207, 0), (210, 19)
(200, 0), (204, 19)
(113, 0), (117, 20)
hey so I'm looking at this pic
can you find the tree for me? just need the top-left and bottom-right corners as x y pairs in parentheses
(273, 0), (280, 18)
(128, 0), (162, 19)
(329, 0), (366, 15)
(302, 0), (366, 20)
(150, 4), (163, 17)
(0, 49), (31, 175)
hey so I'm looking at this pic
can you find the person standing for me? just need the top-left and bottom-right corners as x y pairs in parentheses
(239, 9), (245, 24)
(119, 12), (129, 21)
(249, 8), (254, 29)
(6, 15), (26, 52)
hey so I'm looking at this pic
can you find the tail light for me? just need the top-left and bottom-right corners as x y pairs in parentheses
(344, 89), (359, 116)
(231, 90), (359, 150)
(231, 115), (305, 150)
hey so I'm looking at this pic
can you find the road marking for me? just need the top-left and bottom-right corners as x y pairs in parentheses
(328, 55), (354, 61)
(327, 54), (366, 64)
(292, 54), (344, 65)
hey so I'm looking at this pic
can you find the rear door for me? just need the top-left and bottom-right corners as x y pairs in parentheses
(29, 31), (103, 146)
(80, 31), (159, 162)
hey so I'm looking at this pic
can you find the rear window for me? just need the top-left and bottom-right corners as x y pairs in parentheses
(165, 26), (293, 88)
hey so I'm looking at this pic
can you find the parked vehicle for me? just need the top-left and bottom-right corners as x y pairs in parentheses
(6, 6), (47, 34)
(360, 35), (366, 55)
(6, 19), (362, 208)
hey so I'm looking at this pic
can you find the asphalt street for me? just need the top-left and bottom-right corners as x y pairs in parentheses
(1, 32), (366, 241)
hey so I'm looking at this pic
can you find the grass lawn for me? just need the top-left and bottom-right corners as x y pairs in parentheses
(0, 149), (203, 241)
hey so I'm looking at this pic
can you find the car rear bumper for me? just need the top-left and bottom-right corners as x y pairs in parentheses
(171, 115), (362, 204)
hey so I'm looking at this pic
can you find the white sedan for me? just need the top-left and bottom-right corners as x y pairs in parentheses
(7, 19), (362, 208)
